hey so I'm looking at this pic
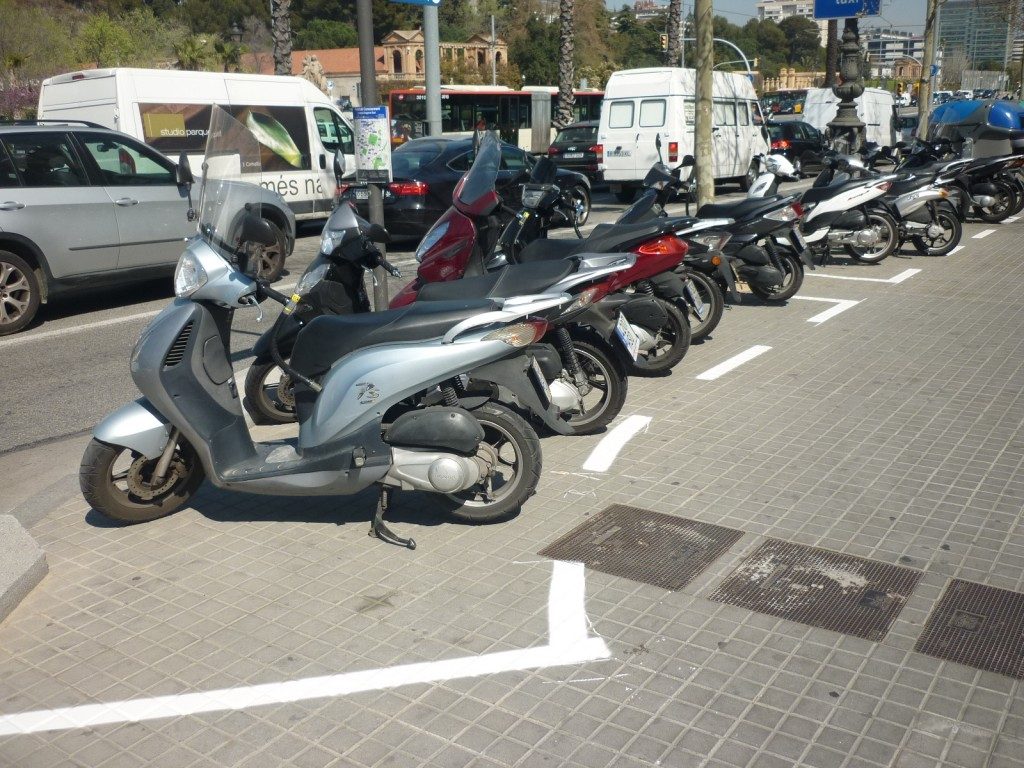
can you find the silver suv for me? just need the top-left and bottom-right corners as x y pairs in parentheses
(0, 120), (296, 335)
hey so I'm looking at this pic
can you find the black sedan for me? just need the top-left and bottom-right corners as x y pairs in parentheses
(766, 121), (828, 177)
(546, 120), (602, 183)
(340, 137), (592, 241)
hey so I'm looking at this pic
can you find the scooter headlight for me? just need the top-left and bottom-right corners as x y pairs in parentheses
(174, 251), (208, 297)
(295, 262), (330, 295)
(319, 228), (347, 255)
(689, 232), (732, 251)
(414, 221), (450, 262)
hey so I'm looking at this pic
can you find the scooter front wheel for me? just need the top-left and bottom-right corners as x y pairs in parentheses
(443, 403), (542, 523)
(626, 298), (691, 376)
(244, 360), (297, 424)
(911, 208), (962, 256)
(80, 437), (205, 524)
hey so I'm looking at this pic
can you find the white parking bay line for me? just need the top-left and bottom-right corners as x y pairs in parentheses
(792, 296), (861, 324)
(973, 229), (996, 239)
(1003, 216), (1020, 224)
(0, 282), (298, 350)
(949, 245), (965, 255)
(696, 345), (772, 381)
(805, 268), (921, 285)
(0, 560), (610, 735)
(581, 414), (652, 472)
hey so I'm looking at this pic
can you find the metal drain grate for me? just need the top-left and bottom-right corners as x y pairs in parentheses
(709, 540), (922, 641)
(538, 505), (743, 591)
(915, 580), (1024, 679)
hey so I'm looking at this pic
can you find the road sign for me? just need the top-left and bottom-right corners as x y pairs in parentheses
(813, 0), (880, 19)
(389, 0), (440, 5)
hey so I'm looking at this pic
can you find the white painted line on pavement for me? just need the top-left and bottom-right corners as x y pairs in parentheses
(0, 283), (297, 350)
(973, 229), (996, 239)
(949, 245), (965, 255)
(581, 415), (652, 472)
(805, 268), (921, 285)
(0, 560), (610, 736)
(1004, 216), (1019, 223)
(792, 296), (861, 324)
(696, 345), (772, 381)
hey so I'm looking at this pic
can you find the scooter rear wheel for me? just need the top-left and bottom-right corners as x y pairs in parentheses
(244, 360), (297, 424)
(749, 250), (804, 302)
(911, 208), (962, 256)
(680, 270), (724, 342)
(845, 210), (899, 263)
(974, 181), (1016, 223)
(80, 437), (205, 524)
(626, 298), (691, 376)
(561, 336), (628, 435)
(443, 403), (541, 523)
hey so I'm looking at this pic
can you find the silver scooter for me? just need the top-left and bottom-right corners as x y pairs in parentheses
(80, 107), (571, 549)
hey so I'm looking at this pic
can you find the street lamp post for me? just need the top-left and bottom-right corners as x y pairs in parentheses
(829, 18), (867, 153)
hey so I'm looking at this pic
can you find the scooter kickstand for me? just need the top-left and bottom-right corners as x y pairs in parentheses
(369, 485), (416, 550)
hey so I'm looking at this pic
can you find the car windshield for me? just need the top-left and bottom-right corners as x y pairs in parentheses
(392, 142), (443, 177)
(555, 126), (597, 144)
(197, 105), (263, 249)
(762, 91), (806, 115)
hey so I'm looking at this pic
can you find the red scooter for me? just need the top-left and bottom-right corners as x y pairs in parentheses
(391, 133), (694, 375)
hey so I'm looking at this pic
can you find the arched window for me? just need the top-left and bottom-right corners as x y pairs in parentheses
(392, 50), (402, 74)
(415, 49), (424, 73)
(477, 50), (485, 67)
(495, 52), (502, 66)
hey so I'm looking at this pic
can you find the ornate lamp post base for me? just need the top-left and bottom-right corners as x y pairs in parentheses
(829, 18), (866, 153)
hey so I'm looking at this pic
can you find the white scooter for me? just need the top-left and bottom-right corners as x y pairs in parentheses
(748, 153), (899, 264)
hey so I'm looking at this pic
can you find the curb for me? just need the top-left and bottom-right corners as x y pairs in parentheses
(0, 515), (47, 624)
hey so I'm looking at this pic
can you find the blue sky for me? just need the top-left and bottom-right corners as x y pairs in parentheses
(606, 0), (928, 32)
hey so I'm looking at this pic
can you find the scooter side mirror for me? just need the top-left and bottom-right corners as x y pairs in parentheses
(333, 149), (346, 183)
(365, 221), (391, 244)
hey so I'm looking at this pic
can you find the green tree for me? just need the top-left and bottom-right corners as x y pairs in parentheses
(0, 0), (75, 84)
(509, 14), (558, 85)
(177, 0), (268, 35)
(77, 14), (136, 67)
(173, 36), (210, 70)
(294, 19), (356, 49)
(212, 36), (244, 72)
(778, 16), (822, 68)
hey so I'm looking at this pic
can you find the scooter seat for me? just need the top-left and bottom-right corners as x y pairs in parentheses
(696, 196), (784, 221)
(417, 260), (576, 302)
(518, 219), (670, 263)
(800, 180), (875, 207)
(290, 299), (501, 380)
(888, 172), (938, 196)
(518, 237), (582, 262)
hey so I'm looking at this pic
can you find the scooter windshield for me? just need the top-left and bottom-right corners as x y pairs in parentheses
(196, 105), (264, 253)
(453, 132), (501, 216)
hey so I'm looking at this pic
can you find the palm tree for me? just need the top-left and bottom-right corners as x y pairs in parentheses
(173, 37), (207, 71)
(824, 19), (838, 87)
(271, 0), (293, 77)
(666, 0), (682, 66)
(213, 37), (243, 73)
(555, 0), (575, 128)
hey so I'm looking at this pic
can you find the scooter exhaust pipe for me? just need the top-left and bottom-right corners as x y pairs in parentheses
(387, 448), (485, 493)
(549, 379), (584, 413)
(973, 195), (995, 207)
(828, 227), (880, 247)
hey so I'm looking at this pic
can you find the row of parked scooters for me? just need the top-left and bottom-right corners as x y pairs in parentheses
(79, 108), (1024, 548)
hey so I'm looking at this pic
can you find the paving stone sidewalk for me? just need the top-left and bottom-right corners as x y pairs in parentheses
(1, 222), (1023, 767)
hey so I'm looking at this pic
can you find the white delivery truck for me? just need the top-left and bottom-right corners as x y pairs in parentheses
(37, 68), (357, 219)
(799, 87), (897, 150)
(598, 67), (770, 202)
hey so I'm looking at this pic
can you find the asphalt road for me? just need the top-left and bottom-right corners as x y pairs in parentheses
(0, 183), (781, 455)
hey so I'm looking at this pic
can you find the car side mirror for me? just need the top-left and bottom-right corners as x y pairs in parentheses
(333, 149), (346, 183)
(680, 155), (695, 168)
(176, 152), (194, 186)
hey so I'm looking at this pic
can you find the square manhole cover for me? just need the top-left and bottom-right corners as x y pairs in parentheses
(915, 580), (1024, 679)
(538, 505), (743, 591)
(708, 540), (922, 641)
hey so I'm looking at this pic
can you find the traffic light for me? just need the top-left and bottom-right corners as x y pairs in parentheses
(897, 81), (904, 95)
(660, 34), (668, 52)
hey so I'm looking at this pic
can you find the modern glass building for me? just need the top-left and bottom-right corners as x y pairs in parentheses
(938, 0), (1016, 69)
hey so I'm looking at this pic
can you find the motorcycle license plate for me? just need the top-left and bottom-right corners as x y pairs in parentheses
(683, 279), (709, 320)
(563, 152), (584, 159)
(354, 187), (369, 200)
(529, 356), (552, 405)
(615, 312), (641, 361)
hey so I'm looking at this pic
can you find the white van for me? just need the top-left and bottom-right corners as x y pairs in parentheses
(598, 67), (770, 202)
(799, 87), (897, 149)
(38, 68), (356, 219)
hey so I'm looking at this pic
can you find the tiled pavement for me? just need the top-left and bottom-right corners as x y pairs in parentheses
(2, 219), (1024, 766)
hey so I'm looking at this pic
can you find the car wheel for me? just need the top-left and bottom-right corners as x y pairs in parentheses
(739, 162), (758, 191)
(251, 219), (288, 283)
(570, 185), (591, 226)
(792, 158), (803, 178)
(0, 250), (41, 336)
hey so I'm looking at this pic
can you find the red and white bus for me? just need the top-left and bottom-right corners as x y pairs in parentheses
(387, 85), (603, 152)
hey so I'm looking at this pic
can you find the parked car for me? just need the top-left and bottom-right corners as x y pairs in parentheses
(0, 120), (296, 335)
(339, 136), (592, 240)
(546, 120), (602, 183)
(765, 120), (828, 177)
